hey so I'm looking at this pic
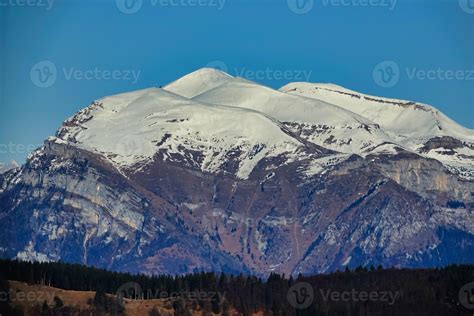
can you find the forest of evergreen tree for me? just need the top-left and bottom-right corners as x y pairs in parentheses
(0, 259), (473, 316)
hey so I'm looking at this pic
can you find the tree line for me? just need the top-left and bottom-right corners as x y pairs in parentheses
(0, 259), (473, 315)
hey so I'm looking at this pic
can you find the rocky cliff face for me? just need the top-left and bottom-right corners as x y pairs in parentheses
(0, 69), (473, 276)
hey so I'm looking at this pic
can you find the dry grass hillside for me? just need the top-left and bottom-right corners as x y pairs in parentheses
(7, 280), (246, 316)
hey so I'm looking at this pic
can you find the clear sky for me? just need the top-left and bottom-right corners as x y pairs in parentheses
(1, 0), (473, 163)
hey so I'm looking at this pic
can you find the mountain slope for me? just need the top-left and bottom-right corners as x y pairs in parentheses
(56, 87), (326, 180)
(280, 83), (474, 141)
(163, 68), (233, 98)
(0, 68), (472, 276)
(192, 77), (397, 155)
(281, 83), (474, 179)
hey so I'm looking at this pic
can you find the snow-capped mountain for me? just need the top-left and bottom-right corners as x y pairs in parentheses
(55, 87), (324, 180)
(190, 73), (394, 155)
(281, 82), (474, 179)
(0, 68), (472, 276)
(164, 68), (233, 98)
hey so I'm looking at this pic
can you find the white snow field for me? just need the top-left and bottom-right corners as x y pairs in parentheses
(54, 68), (473, 180)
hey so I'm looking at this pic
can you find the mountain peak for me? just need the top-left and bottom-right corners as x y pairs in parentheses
(164, 67), (233, 98)
(1, 69), (473, 277)
(192, 67), (233, 77)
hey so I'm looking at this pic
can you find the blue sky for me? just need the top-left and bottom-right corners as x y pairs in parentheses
(1, 0), (473, 163)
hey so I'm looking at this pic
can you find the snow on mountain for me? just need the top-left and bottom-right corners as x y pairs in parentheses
(163, 68), (233, 98)
(55, 87), (313, 179)
(52, 69), (473, 179)
(191, 77), (395, 155)
(280, 83), (474, 179)
(55, 68), (472, 180)
(280, 83), (474, 142)
(0, 161), (19, 174)
(1, 68), (473, 277)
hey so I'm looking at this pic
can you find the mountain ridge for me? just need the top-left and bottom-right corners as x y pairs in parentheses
(0, 68), (472, 276)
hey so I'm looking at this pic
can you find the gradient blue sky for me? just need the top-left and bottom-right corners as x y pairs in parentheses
(1, 0), (473, 163)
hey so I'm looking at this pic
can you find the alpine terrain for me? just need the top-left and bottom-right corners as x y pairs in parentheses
(1, 68), (473, 276)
